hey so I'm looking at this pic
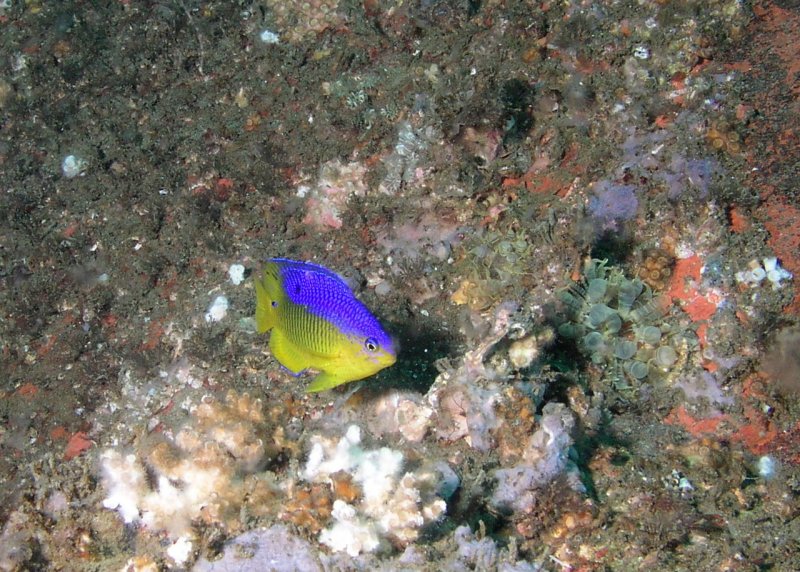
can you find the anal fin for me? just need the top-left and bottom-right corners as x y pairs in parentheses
(269, 329), (310, 375)
(306, 372), (352, 393)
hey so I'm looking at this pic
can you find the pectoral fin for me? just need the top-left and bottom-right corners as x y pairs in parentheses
(255, 266), (282, 333)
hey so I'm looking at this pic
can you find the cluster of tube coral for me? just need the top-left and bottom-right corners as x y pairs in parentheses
(557, 258), (697, 389)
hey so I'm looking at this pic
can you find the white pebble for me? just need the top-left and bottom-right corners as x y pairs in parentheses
(763, 257), (792, 289)
(204, 295), (229, 323)
(228, 263), (246, 285)
(757, 455), (777, 480)
(374, 280), (392, 296)
(259, 29), (280, 44)
(508, 336), (539, 369)
(62, 154), (88, 178)
(167, 536), (193, 565)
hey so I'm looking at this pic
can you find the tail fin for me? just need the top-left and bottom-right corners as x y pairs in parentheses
(255, 263), (282, 333)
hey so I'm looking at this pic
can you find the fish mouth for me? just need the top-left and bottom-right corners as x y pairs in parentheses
(373, 349), (396, 368)
(369, 349), (396, 372)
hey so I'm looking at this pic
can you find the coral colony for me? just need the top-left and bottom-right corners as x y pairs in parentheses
(557, 259), (695, 389)
(304, 424), (452, 555)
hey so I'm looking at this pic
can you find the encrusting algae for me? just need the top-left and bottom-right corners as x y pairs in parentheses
(255, 258), (397, 392)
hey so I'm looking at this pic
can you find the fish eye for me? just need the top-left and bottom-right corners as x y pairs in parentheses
(364, 337), (379, 352)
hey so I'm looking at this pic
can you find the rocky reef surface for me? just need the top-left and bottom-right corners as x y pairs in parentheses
(1, 0), (799, 570)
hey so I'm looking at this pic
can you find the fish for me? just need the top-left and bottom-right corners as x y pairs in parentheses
(254, 258), (397, 392)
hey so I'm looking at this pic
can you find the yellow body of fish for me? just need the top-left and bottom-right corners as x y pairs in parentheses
(255, 259), (396, 392)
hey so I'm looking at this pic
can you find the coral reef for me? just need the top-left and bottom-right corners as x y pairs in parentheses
(99, 349), (580, 565)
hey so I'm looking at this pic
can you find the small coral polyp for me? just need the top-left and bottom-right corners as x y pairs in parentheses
(558, 259), (692, 388)
(637, 247), (675, 291)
